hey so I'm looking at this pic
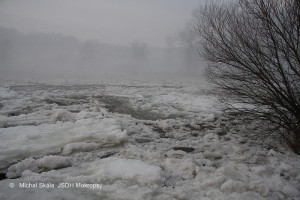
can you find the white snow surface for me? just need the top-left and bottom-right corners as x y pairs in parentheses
(0, 77), (299, 200)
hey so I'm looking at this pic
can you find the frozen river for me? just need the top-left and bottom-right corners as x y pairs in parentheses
(0, 77), (299, 200)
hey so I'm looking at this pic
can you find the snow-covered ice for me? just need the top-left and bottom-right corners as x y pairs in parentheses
(0, 115), (127, 165)
(0, 78), (299, 200)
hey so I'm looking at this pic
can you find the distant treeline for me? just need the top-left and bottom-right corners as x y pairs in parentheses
(0, 26), (203, 79)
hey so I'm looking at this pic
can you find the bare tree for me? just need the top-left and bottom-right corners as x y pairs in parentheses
(195, 0), (300, 154)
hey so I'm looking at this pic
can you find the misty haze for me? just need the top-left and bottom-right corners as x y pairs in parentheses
(0, 0), (299, 200)
(0, 0), (203, 79)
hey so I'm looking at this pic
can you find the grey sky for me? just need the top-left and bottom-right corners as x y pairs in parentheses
(0, 0), (202, 47)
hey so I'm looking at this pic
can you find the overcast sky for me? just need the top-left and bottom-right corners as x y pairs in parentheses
(0, 0), (202, 47)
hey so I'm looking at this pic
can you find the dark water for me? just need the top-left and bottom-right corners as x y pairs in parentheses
(96, 95), (180, 120)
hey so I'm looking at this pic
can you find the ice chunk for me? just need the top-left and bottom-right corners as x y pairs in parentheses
(0, 117), (127, 163)
(249, 180), (269, 197)
(267, 149), (276, 156)
(6, 157), (39, 179)
(279, 162), (293, 173)
(75, 110), (99, 120)
(164, 158), (197, 179)
(147, 92), (219, 121)
(203, 133), (219, 142)
(224, 191), (264, 200)
(202, 176), (226, 187)
(282, 185), (299, 197)
(203, 151), (223, 160)
(218, 166), (246, 181)
(62, 142), (100, 155)
(52, 109), (75, 122)
(87, 158), (163, 186)
(221, 180), (247, 193)
(251, 166), (273, 176)
(38, 155), (71, 170)
(7, 155), (71, 178)
(0, 87), (17, 100)
(165, 149), (186, 159)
